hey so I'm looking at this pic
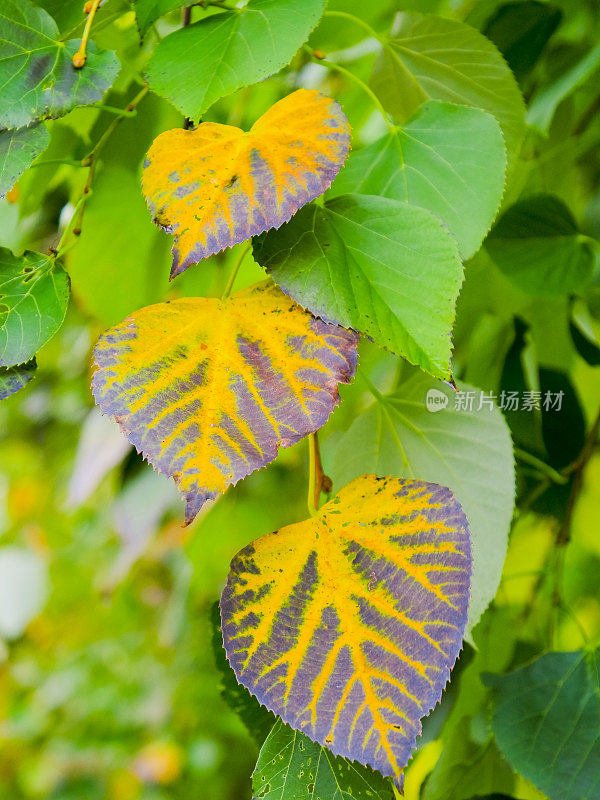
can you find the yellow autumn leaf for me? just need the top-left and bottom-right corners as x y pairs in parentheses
(141, 89), (351, 278)
(220, 475), (471, 784)
(92, 281), (358, 523)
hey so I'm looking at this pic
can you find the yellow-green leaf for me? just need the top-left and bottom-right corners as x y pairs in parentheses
(92, 281), (358, 523)
(220, 475), (471, 783)
(141, 89), (350, 279)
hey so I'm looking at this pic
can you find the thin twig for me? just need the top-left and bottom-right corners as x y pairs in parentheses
(73, 0), (102, 68)
(181, 7), (195, 129)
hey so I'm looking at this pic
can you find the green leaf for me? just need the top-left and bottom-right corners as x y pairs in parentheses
(0, 248), (70, 367)
(253, 194), (463, 380)
(0, 357), (36, 401)
(486, 650), (600, 800)
(483, 1), (562, 80)
(331, 372), (515, 631)
(0, 124), (49, 198)
(133, 0), (184, 37)
(370, 14), (526, 165)
(0, 0), (120, 129)
(486, 194), (597, 297)
(145, 0), (325, 120)
(330, 101), (506, 260)
(569, 300), (600, 366)
(424, 716), (515, 800)
(528, 42), (600, 133)
(252, 718), (394, 800)
(210, 602), (275, 747)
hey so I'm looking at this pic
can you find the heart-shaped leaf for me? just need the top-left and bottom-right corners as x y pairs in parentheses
(141, 89), (350, 278)
(370, 14), (526, 165)
(253, 194), (463, 380)
(0, 248), (70, 367)
(144, 0), (326, 119)
(92, 281), (358, 523)
(330, 101), (506, 260)
(220, 474), (471, 782)
(0, 358), (36, 401)
(0, 0), (120, 129)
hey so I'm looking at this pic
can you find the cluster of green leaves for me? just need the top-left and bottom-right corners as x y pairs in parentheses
(1, 0), (600, 799)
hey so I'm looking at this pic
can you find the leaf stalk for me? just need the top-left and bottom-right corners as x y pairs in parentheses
(307, 432), (330, 516)
(221, 242), (251, 298)
(302, 45), (395, 132)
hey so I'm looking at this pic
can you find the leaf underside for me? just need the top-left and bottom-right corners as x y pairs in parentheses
(141, 89), (350, 278)
(220, 474), (471, 783)
(92, 281), (358, 523)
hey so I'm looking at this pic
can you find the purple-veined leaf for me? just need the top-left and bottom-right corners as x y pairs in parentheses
(220, 474), (471, 784)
